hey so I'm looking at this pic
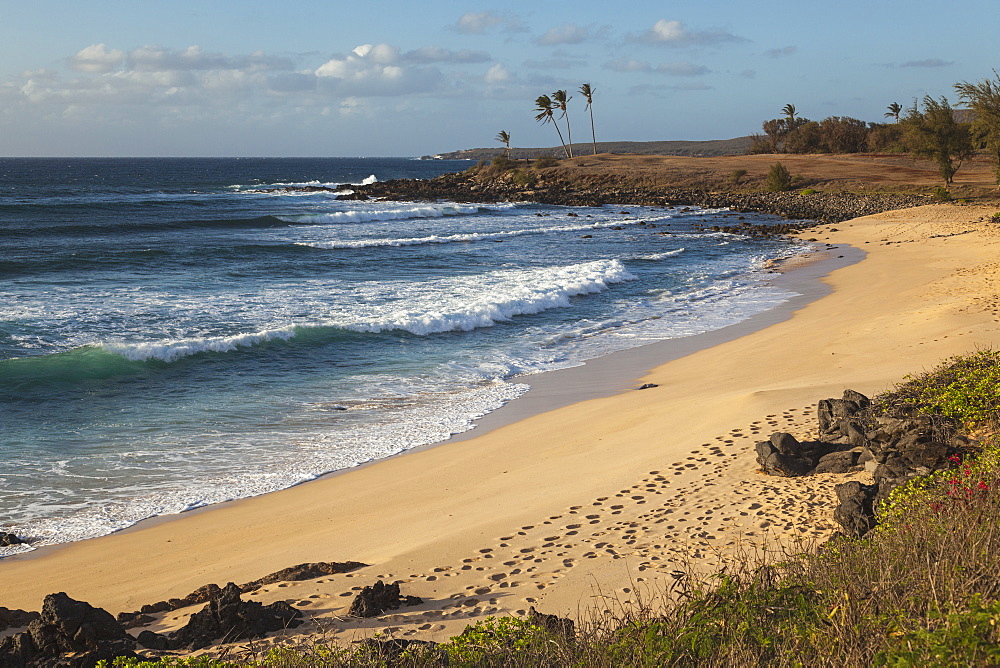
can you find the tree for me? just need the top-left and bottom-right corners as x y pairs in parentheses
(761, 118), (787, 153)
(901, 96), (974, 185)
(885, 102), (903, 123)
(782, 103), (797, 125)
(579, 83), (597, 155)
(552, 89), (574, 158)
(534, 95), (569, 158)
(955, 71), (1000, 185)
(495, 130), (511, 159)
(818, 116), (869, 153)
(765, 162), (793, 191)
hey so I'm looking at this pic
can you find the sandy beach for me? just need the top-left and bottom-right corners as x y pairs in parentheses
(3, 202), (1000, 653)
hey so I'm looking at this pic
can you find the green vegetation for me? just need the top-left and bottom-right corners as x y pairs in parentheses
(750, 104), (886, 155)
(901, 96), (974, 185)
(579, 83), (597, 156)
(799, 188), (817, 195)
(552, 90), (574, 158)
(884, 349), (1000, 429)
(885, 102), (903, 123)
(101, 353), (1000, 667)
(533, 94), (569, 159)
(729, 168), (748, 185)
(765, 161), (793, 191)
(933, 185), (953, 202)
(532, 155), (560, 169)
(955, 71), (1000, 185)
(494, 130), (511, 160)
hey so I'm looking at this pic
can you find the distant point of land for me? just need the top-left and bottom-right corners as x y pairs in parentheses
(428, 137), (753, 161)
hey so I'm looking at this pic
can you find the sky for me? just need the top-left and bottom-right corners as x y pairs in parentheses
(1, 0), (998, 157)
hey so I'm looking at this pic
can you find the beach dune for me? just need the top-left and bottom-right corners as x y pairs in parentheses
(2, 204), (1000, 649)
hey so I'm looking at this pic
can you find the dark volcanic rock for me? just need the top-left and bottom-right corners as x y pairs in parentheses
(118, 561), (366, 628)
(0, 592), (137, 668)
(0, 607), (39, 632)
(348, 581), (423, 618)
(755, 433), (814, 477)
(346, 171), (926, 225)
(833, 481), (878, 537)
(136, 629), (180, 651)
(818, 389), (871, 443)
(528, 606), (575, 637)
(814, 450), (860, 475)
(0, 531), (24, 547)
(170, 582), (303, 650)
(240, 561), (367, 592)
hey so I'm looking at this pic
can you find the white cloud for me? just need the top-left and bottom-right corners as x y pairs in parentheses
(452, 11), (525, 34)
(635, 19), (745, 47)
(484, 63), (511, 84)
(315, 43), (444, 97)
(70, 44), (125, 73)
(537, 23), (589, 46)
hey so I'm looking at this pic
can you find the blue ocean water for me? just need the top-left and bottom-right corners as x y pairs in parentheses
(0, 157), (811, 554)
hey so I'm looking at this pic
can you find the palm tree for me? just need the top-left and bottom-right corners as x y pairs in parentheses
(580, 83), (597, 155)
(534, 94), (569, 158)
(552, 89), (574, 157)
(495, 130), (511, 159)
(782, 103), (797, 126)
(885, 102), (903, 123)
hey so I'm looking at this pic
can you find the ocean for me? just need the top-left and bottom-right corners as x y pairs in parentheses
(0, 157), (811, 556)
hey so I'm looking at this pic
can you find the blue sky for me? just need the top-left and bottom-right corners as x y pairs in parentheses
(1, 0), (997, 157)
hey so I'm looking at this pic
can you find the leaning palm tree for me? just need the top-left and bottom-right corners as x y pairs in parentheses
(552, 89), (574, 157)
(495, 130), (511, 159)
(884, 102), (903, 123)
(580, 83), (597, 155)
(782, 103), (797, 126)
(534, 94), (569, 158)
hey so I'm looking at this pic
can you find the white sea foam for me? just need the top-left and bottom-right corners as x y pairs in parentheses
(279, 203), (482, 225)
(635, 248), (686, 261)
(299, 217), (656, 249)
(103, 326), (298, 363)
(0, 379), (529, 555)
(97, 260), (636, 363)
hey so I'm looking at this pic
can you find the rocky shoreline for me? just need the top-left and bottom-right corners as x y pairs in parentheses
(344, 169), (929, 225)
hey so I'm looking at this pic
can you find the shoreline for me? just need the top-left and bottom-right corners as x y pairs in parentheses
(2, 203), (999, 655)
(2, 236), (850, 563)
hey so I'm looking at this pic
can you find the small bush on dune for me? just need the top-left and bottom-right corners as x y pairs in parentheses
(765, 161), (793, 191)
(532, 155), (560, 169)
(729, 168), (748, 185)
(933, 185), (953, 201)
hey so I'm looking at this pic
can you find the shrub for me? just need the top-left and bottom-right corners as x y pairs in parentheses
(933, 185), (953, 202)
(799, 188), (817, 195)
(533, 155), (560, 169)
(490, 155), (516, 171)
(765, 162), (793, 191)
(509, 169), (538, 188)
(729, 168), (748, 185)
(446, 616), (557, 665)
